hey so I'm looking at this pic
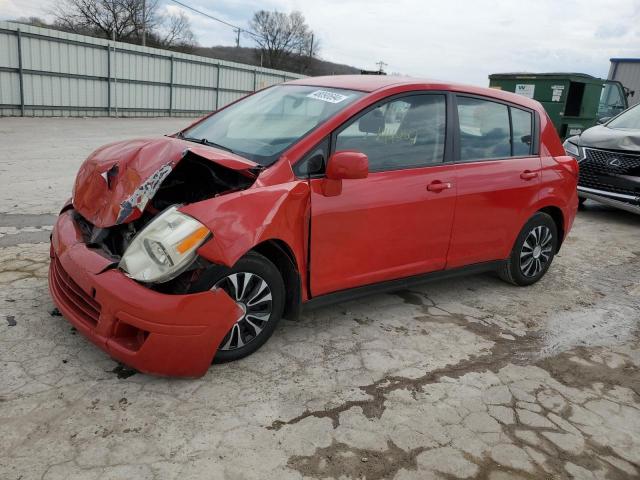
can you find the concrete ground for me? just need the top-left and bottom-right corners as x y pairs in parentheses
(1, 117), (639, 480)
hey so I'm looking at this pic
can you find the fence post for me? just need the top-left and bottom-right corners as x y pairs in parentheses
(107, 45), (111, 116)
(253, 69), (257, 91)
(16, 28), (25, 116)
(169, 56), (174, 117)
(215, 64), (221, 110)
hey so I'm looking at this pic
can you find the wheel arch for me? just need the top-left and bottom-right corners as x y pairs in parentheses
(252, 239), (302, 321)
(537, 205), (565, 252)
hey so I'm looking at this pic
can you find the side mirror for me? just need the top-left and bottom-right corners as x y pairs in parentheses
(597, 116), (611, 125)
(326, 151), (368, 180)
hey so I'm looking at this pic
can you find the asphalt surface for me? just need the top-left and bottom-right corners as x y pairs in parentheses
(1, 117), (639, 480)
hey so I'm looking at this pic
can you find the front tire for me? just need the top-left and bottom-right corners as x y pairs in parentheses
(196, 252), (285, 363)
(497, 212), (558, 286)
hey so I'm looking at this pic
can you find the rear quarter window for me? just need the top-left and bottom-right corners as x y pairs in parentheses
(511, 107), (533, 156)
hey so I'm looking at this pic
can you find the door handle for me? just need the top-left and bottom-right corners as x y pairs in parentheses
(520, 170), (539, 180)
(427, 181), (453, 192)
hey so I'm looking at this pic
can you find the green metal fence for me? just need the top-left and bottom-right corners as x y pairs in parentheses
(0, 21), (304, 117)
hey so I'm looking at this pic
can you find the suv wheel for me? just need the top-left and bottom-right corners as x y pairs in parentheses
(198, 252), (285, 362)
(498, 212), (558, 286)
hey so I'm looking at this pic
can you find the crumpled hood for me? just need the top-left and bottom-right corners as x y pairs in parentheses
(73, 136), (258, 228)
(578, 125), (640, 152)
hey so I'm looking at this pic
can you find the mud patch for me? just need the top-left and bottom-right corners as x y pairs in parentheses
(289, 440), (425, 480)
(540, 307), (638, 358)
(537, 347), (640, 396)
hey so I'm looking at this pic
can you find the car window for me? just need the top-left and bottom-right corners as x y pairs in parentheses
(598, 83), (626, 119)
(457, 97), (511, 161)
(607, 103), (640, 129)
(294, 138), (329, 177)
(183, 85), (363, 166)
(335, 94), (446, 171)
(511, 107), (533, 156)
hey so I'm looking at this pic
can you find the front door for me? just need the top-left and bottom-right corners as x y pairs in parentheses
(447, 95), (542, 268)
(309, 93), (456, 296)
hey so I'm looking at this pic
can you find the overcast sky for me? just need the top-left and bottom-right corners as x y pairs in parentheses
(1, 0), (639, 85)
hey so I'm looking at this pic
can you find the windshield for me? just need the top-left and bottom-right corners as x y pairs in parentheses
(182, 85), (364, 165)
(607, 103), (640, 129)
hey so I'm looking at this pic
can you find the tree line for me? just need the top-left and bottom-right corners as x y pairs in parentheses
(18, 1), (330, 73)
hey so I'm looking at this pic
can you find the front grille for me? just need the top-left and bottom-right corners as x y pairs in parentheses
(50, 257), (101, 326)
(579, 148), (640, 197)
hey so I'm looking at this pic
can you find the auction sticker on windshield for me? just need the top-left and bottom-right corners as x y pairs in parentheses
(307, 90), (350, 103)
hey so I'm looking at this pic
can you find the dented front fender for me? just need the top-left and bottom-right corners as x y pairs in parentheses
(180, 180), (310, 292)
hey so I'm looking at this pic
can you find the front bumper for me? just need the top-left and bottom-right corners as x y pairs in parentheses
(48, 210), (242, 377)
(577, 186), (640, 215)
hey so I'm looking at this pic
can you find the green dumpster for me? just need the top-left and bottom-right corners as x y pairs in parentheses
(488, 73), (628, 139)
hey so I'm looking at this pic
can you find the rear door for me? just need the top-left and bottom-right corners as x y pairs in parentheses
(447, 95), (541, 268)
(308, 93), (457, 296)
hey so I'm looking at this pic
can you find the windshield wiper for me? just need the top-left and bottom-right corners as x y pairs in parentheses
(177, 132), (235, 154)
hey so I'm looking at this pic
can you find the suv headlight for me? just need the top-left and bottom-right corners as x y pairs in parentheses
(119, 206), (210, 283)
(562, 138), (584, 162)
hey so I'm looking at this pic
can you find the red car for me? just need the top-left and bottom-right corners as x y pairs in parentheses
(49, 76), (578, 377)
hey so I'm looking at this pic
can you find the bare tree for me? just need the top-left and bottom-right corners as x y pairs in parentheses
(157, 11), (195, 49)
(51, 0), (195, 49)
(53, 0), (139, 40)
(249, 10), (315, 68)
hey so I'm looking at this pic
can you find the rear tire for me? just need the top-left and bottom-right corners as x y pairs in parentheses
(194, 252), (285, 363)
(497, 212), (558, 286)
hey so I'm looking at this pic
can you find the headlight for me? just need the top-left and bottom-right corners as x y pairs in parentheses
(119, 206), (210, 283)
(562, 138), (584, 162)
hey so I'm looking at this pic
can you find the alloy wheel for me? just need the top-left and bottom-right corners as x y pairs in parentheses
(214, 272), (273, 350)
(519, 225), (553, 278)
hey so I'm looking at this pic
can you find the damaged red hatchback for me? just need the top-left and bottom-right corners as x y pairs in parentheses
(49, 76), (578, 377)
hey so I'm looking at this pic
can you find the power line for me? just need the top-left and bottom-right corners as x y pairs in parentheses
(167, 0), (258, 40)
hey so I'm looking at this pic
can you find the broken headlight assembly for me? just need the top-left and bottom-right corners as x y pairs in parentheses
(119, 205), (210, 283)
(562, 138), (584, 163)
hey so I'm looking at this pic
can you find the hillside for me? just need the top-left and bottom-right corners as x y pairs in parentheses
(193, 46), (362, 76)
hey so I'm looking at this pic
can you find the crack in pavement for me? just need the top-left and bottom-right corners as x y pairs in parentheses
(286, 342), (640, 480)
(0, 213), (56, 247)
(0, 230), (51, 247)
(269, 291), (542, 431)
(0, 213), (56, 228)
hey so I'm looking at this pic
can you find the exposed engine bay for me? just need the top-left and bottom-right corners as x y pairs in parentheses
(73, 150), (257, 291)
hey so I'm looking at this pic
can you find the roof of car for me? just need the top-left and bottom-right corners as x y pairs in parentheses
(285, 75), (543, 111)
(286, 75), (444, 92)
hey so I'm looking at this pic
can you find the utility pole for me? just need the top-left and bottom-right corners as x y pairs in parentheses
(309, 33), (314, 58)
(234, 28), (241, 47)
(141, 0), (146, 46)
(112, 29), (118, 117)
(376, 60), (387, 74)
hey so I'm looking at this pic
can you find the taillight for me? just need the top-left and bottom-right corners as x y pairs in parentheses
(554, 155), (579, 178)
